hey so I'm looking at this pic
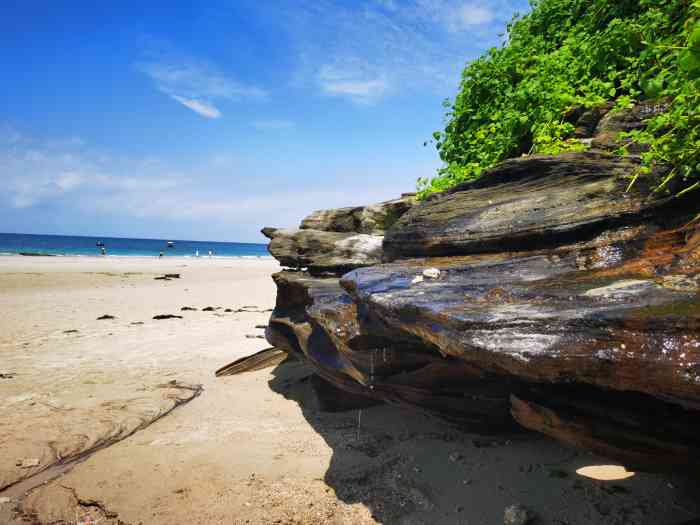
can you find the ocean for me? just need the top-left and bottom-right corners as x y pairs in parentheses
(0, 232), (270, 258)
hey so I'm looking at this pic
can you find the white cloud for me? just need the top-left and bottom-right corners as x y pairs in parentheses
(137, 58), (266, 118)
(317, 65), (389, 104)
(170, 95), (221, 119)
(0, 134), (181, 210)
(0, 127), (431, 237)
(252, 119), (295, 130)
(448, 3), (495, 31)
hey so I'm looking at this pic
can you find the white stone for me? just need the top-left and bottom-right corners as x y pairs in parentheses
(422, 268), (441, 279)
(411, 275), (424, 284)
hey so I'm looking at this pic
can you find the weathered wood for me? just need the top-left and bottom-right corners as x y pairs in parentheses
(215, 348), (288, 376)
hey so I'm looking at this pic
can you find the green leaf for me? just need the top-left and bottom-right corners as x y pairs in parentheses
(679, 50), (700, 77)
(689, 22), (700, 50)
(640, 76), (664, 98)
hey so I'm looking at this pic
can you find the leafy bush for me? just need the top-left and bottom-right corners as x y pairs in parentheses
(419, 0), (700, 198)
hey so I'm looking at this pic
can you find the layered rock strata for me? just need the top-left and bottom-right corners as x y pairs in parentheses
(262, 148), (700, 473)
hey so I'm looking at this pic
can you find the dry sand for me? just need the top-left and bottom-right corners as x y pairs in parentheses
(0, 255), (698, 525)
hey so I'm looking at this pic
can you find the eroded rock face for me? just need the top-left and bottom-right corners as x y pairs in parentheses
(263, 151), (700, 473)
(300, 195), (415, 234)
(383, 152), (672, 260)
(263, 228), (383, 275)
(592, 98), (673, 150)
(262, 195), (415, 275)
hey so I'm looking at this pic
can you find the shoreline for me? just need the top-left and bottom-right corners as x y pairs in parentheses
(0, 253), (273, 259)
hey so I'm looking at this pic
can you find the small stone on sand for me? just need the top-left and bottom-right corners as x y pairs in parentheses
(504, 504), (533, 525)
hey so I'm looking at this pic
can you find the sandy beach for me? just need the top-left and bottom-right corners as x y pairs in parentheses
(1, 255), (699, 525)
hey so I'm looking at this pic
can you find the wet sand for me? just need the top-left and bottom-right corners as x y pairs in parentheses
(1, 255), (698, 525)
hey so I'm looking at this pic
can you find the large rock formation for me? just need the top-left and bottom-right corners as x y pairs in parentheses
(262, 144), (700, 474)
(262, 195), (415, 275)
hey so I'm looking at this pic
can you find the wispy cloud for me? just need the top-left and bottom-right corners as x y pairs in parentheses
(137, 58), (267, 118)
(170, 95), (222, 119)
(252, 119), (295, 130)
(278, 0), (527, 104)
(317, 64), (389, 104)
(0, 128), (423, 239)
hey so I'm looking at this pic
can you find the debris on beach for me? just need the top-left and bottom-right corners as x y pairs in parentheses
(180, 306), (197, 311)
(153, 314), (183, 320)
(215, 347), (287, 376)
(245, 334), (265, 339)
(0, 372), (16, 379)
(255, 324), (267, 329)
(63, 329), (79, 334)
(202, 306), (217, 311)
(154, 273), (182, 281)
(224, 308), (233, 312)
(130, 321), (144, 325)
(96, 314), (115, 320)
(16, 458), (40, 468)
(235, 306), (272, 313)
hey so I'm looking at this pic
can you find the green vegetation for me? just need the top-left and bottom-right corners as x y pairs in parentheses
(419, 0), (700, 198)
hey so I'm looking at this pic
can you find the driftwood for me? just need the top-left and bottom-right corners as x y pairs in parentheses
(215, 347), (288, 377)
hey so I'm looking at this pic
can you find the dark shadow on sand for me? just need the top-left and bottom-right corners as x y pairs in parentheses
(268, 357), (700, 525)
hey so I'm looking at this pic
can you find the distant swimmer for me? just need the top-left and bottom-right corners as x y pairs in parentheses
(159, 251), (163, 258)
(100, 247), (106, 256)
(208, 250), (212, 258)
(195, 249), (199, 257)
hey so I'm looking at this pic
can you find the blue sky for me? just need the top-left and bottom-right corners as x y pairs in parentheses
(1, 0), (529, 242)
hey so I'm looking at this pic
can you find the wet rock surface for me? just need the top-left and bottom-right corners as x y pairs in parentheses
(262, 152), (700, 474)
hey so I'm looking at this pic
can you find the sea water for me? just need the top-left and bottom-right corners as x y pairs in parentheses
(0, 232), (270, 258)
